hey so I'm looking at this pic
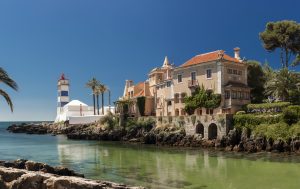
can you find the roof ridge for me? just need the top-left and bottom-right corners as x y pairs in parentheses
(195, 50), (222, 57)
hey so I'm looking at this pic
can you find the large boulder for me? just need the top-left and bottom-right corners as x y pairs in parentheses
(0, 167), (144, 189)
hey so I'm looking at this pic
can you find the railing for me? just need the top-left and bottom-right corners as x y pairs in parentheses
(188, 80), (199, 88)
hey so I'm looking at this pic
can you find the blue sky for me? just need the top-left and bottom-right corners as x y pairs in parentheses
(0, 0), (300, 121)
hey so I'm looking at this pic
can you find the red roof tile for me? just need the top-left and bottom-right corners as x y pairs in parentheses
(180, 50), (241, 68)
(134, 82), (145, 97)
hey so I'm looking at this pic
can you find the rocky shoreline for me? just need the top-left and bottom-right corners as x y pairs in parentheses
(0, 159), (144, 189)
(7, 122), (300, 154)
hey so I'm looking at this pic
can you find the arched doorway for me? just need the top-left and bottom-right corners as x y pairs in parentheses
(195, 123), (204, 136)
(208, 123), (218, 140)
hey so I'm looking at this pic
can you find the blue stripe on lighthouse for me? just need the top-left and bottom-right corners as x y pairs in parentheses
(60, 91), (69, 96)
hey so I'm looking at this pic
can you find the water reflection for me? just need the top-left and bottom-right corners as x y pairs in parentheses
(56, 137), (300, 189)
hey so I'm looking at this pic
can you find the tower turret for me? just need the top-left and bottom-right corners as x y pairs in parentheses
(55, 74), (70, 122)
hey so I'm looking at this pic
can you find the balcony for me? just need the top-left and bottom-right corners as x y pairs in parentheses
(188, 80), (199, 88)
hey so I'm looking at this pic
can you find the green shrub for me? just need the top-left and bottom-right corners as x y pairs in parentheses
(290, 122), (300, 138)
(99, 114), (118, 130)
(126, 118), (155, 131)
(282, 107), (299, 125)
(236, 111), (246, 115)
(253, 122), (291, 141)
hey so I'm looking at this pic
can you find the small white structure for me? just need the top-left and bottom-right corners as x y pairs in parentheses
(55, 74), (115, 124)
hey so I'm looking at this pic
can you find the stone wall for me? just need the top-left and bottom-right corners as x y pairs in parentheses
(137, 114), (233, 140)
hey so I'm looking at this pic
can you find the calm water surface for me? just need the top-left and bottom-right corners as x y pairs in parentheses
(1, 122), (300, 189)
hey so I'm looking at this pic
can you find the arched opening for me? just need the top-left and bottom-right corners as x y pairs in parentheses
(195, 123), (204, 136)
(175, 109), (179, 116)
(208, 123), (218, 140)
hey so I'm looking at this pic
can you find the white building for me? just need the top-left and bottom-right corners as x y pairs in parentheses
(55, 74), (114, 124)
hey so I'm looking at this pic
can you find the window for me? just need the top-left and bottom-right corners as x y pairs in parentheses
(206, 109), (213, 115)
(181, 109), (186, 116)
(178, 74), (182, 83)
(197, 109), (202, 115)
(228, 69), (232, 74)
(232, 91), (237, 99)
(240, 92), (244, 99)
(238, 70), (242, 75)
(225, 91), (230, 99)
(237, 91), (241, 99)
(60, 91), (68, 96)
(167, 101), (172, 106)
(206, 69), (212, 79)
(175, 109), (180, 116)
(166, 81), (171, 87)
(233, 70), (237, 75)
(245, 92), (250, 100)
(180, 93), (186, 103)
(174, 94), (179, 103)
(191, 72), (196, 81)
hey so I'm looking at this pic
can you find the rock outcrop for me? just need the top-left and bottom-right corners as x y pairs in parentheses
(7, 122), (300, 154)
(0, 159), (83, 177)
(0, 160), (144, 189)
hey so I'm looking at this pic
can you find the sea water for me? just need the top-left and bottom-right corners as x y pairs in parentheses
(1, 122), (300, 189)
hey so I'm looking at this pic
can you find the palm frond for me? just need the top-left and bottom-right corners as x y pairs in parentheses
(0, 89), (14, 112)
(0, 67), (18, 91)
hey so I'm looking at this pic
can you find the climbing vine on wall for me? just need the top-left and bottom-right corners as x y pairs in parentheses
(184, 85), (221, 115)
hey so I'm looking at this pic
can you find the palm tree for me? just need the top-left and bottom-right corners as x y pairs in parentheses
(98, 84), (107, 115)
(86, 78), (99, 115)
(94, 85), (101, 115)
(0, 67), (18, 112)
(264, 68), (299, 101)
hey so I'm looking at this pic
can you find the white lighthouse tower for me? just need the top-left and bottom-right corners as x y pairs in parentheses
(55, 74), (70, 122)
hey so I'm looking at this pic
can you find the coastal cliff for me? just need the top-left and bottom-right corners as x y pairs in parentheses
(0, 160), (144, 189)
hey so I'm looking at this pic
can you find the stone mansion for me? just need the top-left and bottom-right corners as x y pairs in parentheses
(121, 48), (251, 117)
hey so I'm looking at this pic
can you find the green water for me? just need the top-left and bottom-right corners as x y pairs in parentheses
(1, 122), (300, 189)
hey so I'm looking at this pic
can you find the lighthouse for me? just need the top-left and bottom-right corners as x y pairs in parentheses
(55, 74), (70, 122)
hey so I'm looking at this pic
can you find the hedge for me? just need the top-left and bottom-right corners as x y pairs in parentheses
(233, 114), (282, 130)
(246, 102), (291, 113)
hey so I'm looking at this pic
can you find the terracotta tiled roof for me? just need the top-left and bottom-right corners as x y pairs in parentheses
(180, 50), (241, 68)
(134, 82), (145, 97)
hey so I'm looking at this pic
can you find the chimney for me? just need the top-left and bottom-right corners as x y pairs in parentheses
(234, 47), (241, 60)
(123, 80), (133, 97)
